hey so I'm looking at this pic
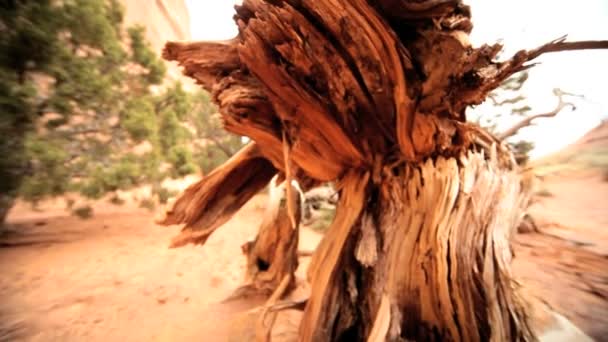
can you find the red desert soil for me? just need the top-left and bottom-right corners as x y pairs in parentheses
(512, 170), (608, 340)
(0, 196), (321, 341)
(1, 171), (606, 341)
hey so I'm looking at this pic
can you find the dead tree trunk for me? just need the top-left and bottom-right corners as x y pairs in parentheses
(239, 178), (302, 296)
(303, 151), (533, 341)
(159, 0), (607, 340)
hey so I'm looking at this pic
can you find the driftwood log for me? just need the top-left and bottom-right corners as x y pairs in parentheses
(159, 0), (608, 340)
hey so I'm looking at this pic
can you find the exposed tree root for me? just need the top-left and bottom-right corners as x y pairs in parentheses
(255, 275), (292, 342)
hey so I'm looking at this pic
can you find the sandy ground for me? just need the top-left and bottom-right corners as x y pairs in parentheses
(0, 196), (321, 341)
(0, 172), (606, 341)
(512, 171), (608, 340)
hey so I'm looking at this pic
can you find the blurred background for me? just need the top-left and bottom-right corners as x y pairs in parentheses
(0, 0), (606, 340)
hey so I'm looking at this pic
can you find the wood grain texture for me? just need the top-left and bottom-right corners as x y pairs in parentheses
(301, 150), (534, 341)
(241, 180), (302, 296)
(159, 143), (276, 247)
(160, 0), (608, 340)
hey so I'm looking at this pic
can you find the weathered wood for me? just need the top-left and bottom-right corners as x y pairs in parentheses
(301, 150), (534, 341)
(240, 179), (302, 296)
(159, 143), (276, 247)
(161, 0), (608, 340)
(299, 169), (369, 340)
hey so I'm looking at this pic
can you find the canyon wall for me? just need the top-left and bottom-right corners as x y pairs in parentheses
(121, 0), (192, 84)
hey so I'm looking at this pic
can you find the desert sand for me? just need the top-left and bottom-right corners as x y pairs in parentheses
(1, 170), (606, 341)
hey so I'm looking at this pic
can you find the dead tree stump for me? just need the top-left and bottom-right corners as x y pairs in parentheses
(159, 0), (608, 340)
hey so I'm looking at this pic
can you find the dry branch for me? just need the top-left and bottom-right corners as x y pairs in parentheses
(300, 170), (369, 341)
(526, 37), (608, 59)
(499, 90), (575, 140)
(159, 142), (276, 247)
(454, 37), (608, 113)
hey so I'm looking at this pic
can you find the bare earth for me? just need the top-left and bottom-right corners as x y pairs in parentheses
(512, 171), (608, 341)
(1, 172), (606, 341)
(0, 196), (321, 341)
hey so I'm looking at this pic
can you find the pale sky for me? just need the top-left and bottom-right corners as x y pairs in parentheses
(185, 0), (608, 159)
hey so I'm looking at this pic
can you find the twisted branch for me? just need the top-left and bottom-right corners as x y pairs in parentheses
(498, 89), (576, 140)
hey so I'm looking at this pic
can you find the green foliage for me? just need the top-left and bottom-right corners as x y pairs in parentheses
(153, 187), (177, 205)
(19, 135), (70, 202)
(168, 146), (197, 177)
(0, 0), (245, 222)
(0, 72), (35, 199)
(100, 156), (141, 190)
(122, 98), (157, 141)
(188, 92), (245, 173)
(482, 73), (581, 167)
(162, 83), (191, 120)
(128, 25), (165, 85)
(79, 155), (141, 198)
(159, 110), (190, 153)
(49, 49), (118, 114)
(63, 0), (123, 54)
(0, 1), (59, 216)
(500, 72), (528, 91)
(509, 140), (535, 166)
(0, 0), (61, 76)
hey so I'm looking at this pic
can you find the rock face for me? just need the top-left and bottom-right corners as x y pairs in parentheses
(121, 0), (192, 83)
(122, 0), (190, 49)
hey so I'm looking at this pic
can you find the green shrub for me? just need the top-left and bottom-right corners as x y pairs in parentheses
(154, 187), (177, 204)
(509, 140), (534, 166)
(72, 205), (93, 219)
(139, 197), (156, 211)
(121, 98), (157, 141)
(0, 0), (241, 226)
(19, 136), (70, 202)
(79, 156), (141, 198)
(127, 25), (166, 84)
(168, 146), (197, 177)
(159, 109), (191, 153)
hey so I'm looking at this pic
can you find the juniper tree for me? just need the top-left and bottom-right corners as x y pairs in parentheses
(0, 0), (242, 223)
